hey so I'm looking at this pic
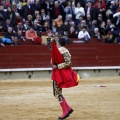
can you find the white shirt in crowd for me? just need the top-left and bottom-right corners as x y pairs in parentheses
(74, 7), (85, 19)
(78, 31), (91, 39)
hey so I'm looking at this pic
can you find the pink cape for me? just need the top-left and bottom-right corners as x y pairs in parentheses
(51, 42), (79, 88)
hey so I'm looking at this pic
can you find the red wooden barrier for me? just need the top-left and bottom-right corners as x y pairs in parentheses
(0, 44), (120, 69)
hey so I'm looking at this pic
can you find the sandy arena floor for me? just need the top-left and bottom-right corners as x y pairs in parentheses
(0, 77), (120, 120)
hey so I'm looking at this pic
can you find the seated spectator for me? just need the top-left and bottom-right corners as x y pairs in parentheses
(40, 9), (47, 25)
(89, 20), (98, 36)
(14, 22), (25, 32)
(66, 14), (74, 25)
(15, 30), (25, 42)
(78, 20), (89, 31)
(76, 15), (84, 29)
(34, 14), (42, 26)
(27, 14), (33, 27)
(42, 21), (50, 32)
(5, 6), (16, 27)
(44, 15), (51, 27)
(105, 9), (113, 21)
(70, 21), (76, 29)
(105, 33), (114, 43)
(2, 19), (13, 32)
(68, 26), (78, 38)
(106, 19), (116, 32)
(99, 21), (107, 36)
(50, 21), (57, 33)
(97, 13), (104, 27)
(92, 28), (102, 41)
(78, 26), (91, 42)
(60, 20), (70, 35)
(33, 10), (40, 20)
(54, 15), (63, 27)
(1, 27), (19, 45)
(25, 26), (42, 44)
(33, 20), (42, 36)
(116, 31), (120, 44)
(15, 13), (23, 25)
(23, 20), (30, 31)
(86, 14), (93, 29)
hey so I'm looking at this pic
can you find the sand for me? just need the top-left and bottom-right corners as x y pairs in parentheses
(0, 77), (120, 120)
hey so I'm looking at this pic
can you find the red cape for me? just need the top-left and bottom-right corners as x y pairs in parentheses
(51, 42), (79, 88)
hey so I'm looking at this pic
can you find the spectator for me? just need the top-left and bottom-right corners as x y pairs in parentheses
(51, 1), (65, 20)
(116, 31), (120, 44)
(64, 1), (74, 19)
(33, 20), (42, 36)
(23, 20), (30, 31)
(97, 13), (104, 27)
(15, 13), (23, 25)
(106, 19), (116, 32)
(25, 26), (42, 44)
(66, 14), (74, 25)
(74, 2), (85, 27)
(33, 0), (41, 12)
(42, 21), (50, 32)
(85, 1), (95, 19)
(15, 30), (25, 42)
(86, 14), (93, 28)
(78, 20), (89, 31)
(1, 27), (18, 45)
(2, 19), (13, 32)
(76, 15), (84, 29)
(0, 5), (6, 21)
(93, 0), (106, 19)
(105, 33), (114, 43)
(27, 14), (33, 26)
(33, 10), (40, 20)
(92, 27), (102, 40)
(5, 6), (16, 27)
(14, 22), (25, 32)
(54, 15), (63, 31)
(50, 21), (57, 33)
(34, 14), (42, 26)
(105, 9), (113, 21)
(40, 9), (47, 25)
(109, 1), (117, 14)
(99, 21), (107, 36)
(21, 0), (34, 21)
(68, 26), (78, 38)
(61, 20), (70, 35)
(78, 26), (91, 42)
(41, 0), (51, 15)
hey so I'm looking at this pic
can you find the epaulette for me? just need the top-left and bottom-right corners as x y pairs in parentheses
(59, 47), (68, 54)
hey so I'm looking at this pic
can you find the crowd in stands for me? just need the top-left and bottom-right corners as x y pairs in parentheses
(0, 0), (120, 46)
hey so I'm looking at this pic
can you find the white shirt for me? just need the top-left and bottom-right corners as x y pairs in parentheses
(78, 31), (91, 39)
(74, 7), (85, 19)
